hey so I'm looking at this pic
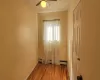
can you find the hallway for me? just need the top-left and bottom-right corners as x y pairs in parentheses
(27, 63), (68, 80)
(0, 0), (100, 80)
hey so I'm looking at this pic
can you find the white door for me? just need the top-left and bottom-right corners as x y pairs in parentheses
(72, 1), (81, 80)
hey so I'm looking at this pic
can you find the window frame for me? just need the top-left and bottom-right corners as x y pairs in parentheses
(43, 19), (60, 42)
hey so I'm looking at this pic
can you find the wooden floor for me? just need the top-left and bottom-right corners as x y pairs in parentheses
(27, 63), (68, 80)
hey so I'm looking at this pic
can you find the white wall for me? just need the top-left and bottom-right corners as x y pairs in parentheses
(80, 0), (100, 80)
(0, 0), (38, 80)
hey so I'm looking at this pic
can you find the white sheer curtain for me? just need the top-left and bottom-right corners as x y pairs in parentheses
(43, 20), (60, 64)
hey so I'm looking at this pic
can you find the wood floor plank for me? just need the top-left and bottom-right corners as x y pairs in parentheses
(27, 64), (68, 80)
(27, 64), (41, 80)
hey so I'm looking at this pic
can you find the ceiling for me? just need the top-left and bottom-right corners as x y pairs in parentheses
(34, 0), (69, 13)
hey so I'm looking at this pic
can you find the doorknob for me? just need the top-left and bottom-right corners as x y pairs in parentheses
(77, 58), (80, 61)
(77, 75), (83, 80)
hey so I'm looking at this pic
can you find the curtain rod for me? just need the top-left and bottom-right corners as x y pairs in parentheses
(43, 19), (60, 21)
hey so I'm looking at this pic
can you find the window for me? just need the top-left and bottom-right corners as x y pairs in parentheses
(43, 20), (60, 42)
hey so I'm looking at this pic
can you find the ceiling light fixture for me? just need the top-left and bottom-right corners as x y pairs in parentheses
(41, 1), (47, 8)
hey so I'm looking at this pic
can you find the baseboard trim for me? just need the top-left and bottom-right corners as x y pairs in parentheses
(60, 60), (68, 66)
(38, 59), (68, 65)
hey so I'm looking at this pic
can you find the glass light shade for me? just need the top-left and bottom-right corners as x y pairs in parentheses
(41, 1), (46, 8)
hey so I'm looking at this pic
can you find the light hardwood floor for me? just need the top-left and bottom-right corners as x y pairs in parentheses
(27, 63), (68, 80)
